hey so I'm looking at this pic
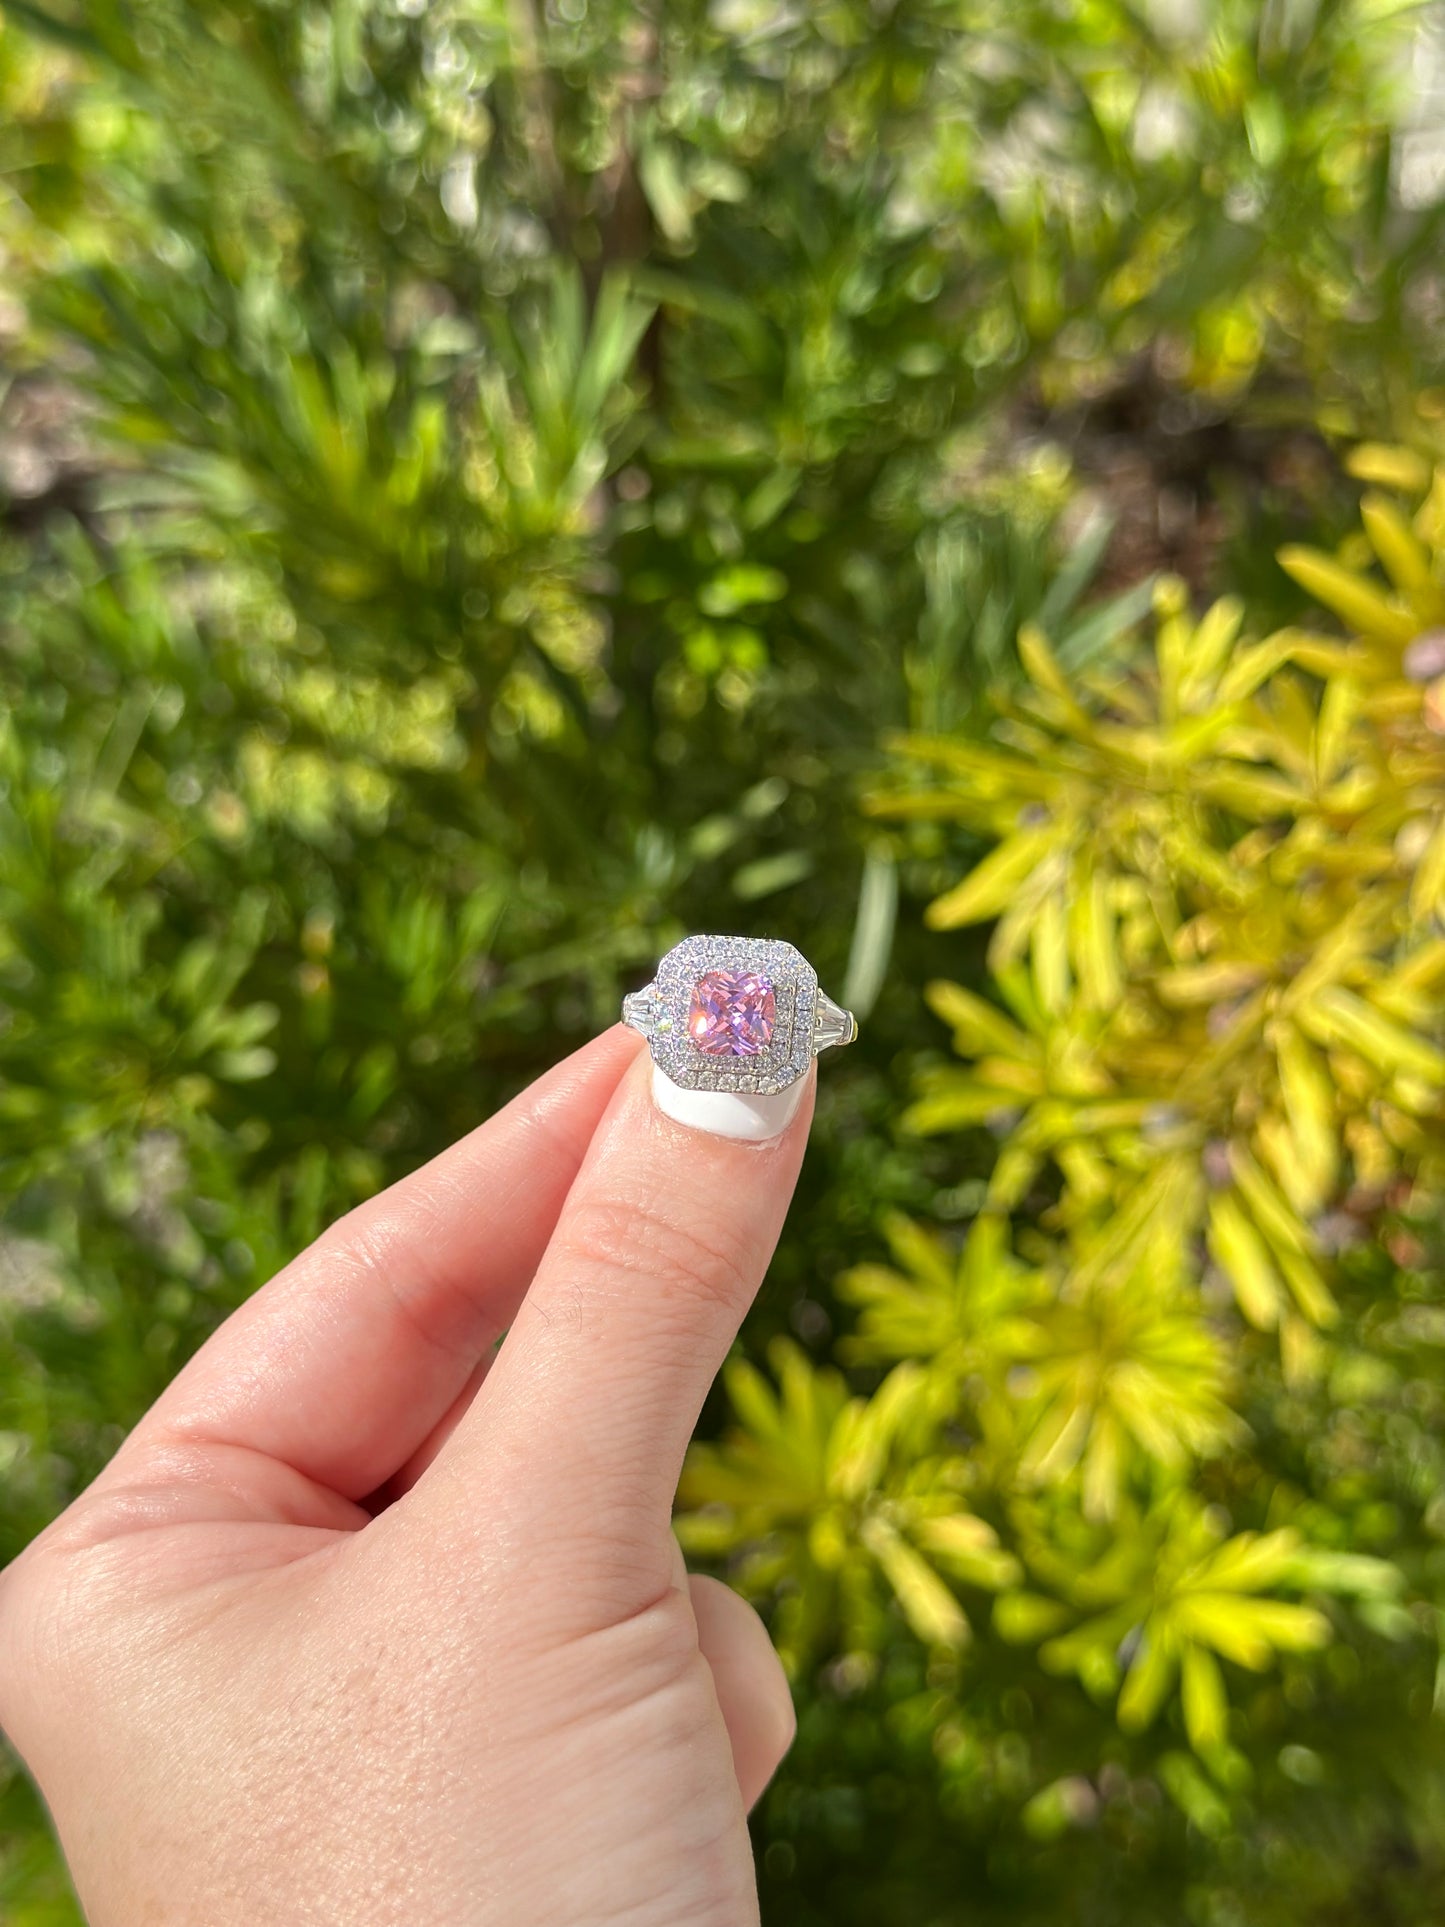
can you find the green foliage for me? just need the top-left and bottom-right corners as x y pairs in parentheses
(3, 0), (1445, 1922)
(684, 472), (1445, 1916)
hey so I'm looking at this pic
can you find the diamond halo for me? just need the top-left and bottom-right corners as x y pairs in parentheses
(623, 934), (856, 1096)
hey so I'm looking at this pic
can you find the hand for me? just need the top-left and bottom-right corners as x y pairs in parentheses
(0, 1028), (813, 1926)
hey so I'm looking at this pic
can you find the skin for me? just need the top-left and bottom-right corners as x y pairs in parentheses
(0, 1028), (812, 1926)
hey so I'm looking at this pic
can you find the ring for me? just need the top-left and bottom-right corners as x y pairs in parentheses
(622, 934), (857, 1097)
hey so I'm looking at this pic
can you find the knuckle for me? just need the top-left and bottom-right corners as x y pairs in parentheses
(0, 1557), (35, 1724)
(561, 1191), (756, 1318)
(557, 1580), (718, 1721)
(0, 1541), (90, 1736)
(326, 1209), (481, 1363)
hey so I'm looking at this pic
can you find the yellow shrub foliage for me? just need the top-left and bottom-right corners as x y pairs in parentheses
(677, 460), (1440, 1787)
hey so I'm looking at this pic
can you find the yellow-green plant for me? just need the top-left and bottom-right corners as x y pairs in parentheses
(678, 453), (1443, 1801)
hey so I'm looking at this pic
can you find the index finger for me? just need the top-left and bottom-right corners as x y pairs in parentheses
(407, 1050), (814, 1591)
(114, 1027), (641, 1503)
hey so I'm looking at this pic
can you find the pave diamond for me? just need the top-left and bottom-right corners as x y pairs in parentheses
(687, 969), (776, 1057)
(625, 935), (823, 1096)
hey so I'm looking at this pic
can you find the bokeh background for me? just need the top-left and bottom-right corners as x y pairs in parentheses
(3, 1), (1445, 1920)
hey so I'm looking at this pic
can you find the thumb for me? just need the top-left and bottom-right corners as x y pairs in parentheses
(405, 1046), (814, 1610)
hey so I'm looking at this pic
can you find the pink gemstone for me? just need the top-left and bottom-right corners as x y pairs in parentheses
(687, 969), (777, 1057)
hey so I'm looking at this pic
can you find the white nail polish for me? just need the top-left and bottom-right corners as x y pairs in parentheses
(651, 1064), (809, 1142)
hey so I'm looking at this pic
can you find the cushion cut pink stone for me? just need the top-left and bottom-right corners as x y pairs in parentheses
(687, 969), (777, 1057)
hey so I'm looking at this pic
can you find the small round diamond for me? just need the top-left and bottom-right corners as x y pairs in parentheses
(687, 969), (777, 1057)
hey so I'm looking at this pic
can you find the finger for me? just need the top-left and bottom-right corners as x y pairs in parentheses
(366, 1348), (494, 1510)
(411, 1048), (813, 1567)
(689, 1575), (796, 1811)
(118, 1027), (641, 1502)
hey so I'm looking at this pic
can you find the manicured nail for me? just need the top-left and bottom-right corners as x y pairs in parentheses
(651, 1063), (810, 1142)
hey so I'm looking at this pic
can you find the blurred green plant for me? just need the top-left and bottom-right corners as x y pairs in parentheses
(3, 0), (1445, 1921)
(682, 460), (1445, 1914)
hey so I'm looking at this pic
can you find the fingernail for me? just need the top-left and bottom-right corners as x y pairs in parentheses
(651, 1064), (810, 1142)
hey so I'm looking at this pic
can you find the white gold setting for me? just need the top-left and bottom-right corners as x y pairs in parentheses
(623, 934), (857, 1097)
